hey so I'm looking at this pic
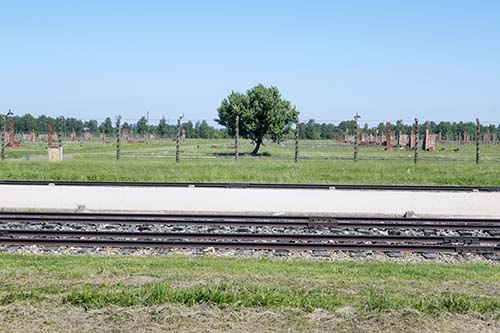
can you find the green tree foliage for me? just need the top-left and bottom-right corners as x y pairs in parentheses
(6, 113), (499, 141)
(99, 117), (114, 134)
(157, 117), (169, 136)
(136, 116), (148, 134)
(84, 120), (99, 133)
(216, 84), (299, 155)
(195, 120), (214, 138)
(181, 121), (195, 138)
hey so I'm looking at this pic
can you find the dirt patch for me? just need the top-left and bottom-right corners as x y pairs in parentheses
(348, 312), (500, 333)
(0, 302), (498, 333)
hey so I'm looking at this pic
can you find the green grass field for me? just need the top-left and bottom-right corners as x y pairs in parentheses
(0, 254), (498, 332)
(1, 139), (499, 185)
(1, 141), (500, 331)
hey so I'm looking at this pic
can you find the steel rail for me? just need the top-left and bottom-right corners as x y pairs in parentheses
(1, 212), (499, 230)
(0, 237), (497, 253)
(2, 229), (499, 244)
(1, 180), (499, 192)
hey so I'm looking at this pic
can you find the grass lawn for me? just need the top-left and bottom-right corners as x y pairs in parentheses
(1, 139), (500, 185)
(0, 254), (498, 332)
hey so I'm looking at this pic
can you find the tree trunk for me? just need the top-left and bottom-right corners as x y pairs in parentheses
(251, 138), (262, 156)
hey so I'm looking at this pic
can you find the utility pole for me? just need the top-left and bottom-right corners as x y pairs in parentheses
(1, 109), (13, 161)
(476, 118), (480, 165)
(354, 113), (360, 162)
(176, 114), (184, 163)
(235, 115), (239, 161)
(414, 118), (419, 164)
(116, 115), (121, 161)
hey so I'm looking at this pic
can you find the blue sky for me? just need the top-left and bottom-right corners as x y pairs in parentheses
(1, 1), (499, 125)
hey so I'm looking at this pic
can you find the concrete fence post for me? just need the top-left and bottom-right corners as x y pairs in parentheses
(1, 114), (5, 161)
(58, 116), (64, 161)
(176, 115), (183, 163)
(476, 118), (480, 165)
(294, 117), (299, 163)
(354, 113), (360, 162)
(2, 109), (13, 161)
(58, 116), (64, 149)
(235, 115), (239, 161)
(414, 118), (419, 164)
(116, 115), (121, 161)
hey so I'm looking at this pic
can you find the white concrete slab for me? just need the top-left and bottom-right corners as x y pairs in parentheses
(1, 185), (499, 218)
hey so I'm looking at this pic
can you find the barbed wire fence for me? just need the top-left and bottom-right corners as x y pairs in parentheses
(1, 113), (500, 163)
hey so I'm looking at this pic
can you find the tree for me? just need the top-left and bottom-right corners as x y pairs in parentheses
(99, 117), (114, 134)
(157, 117), (168, 136)
(195, 120), (213, 138)
(181, 121), (194, 138)
(304, 119), (321, 140)
(83, 120), (98, 133)
(216, 84), (299, 155)
(136, 116), (148, 134)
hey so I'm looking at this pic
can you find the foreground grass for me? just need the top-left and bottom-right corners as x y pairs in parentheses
(0, 254), (498, 332)
(0, 254), (499, 313)
(1, 159), (500, 185)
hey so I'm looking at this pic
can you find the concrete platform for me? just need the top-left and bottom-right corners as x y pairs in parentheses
(1, 184), (500, 218)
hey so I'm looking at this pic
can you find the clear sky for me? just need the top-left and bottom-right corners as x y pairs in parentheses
(1, 0), (499, 125)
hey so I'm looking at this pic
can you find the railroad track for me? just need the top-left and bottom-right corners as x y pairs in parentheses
(1, 180), (500, 192)
(0, 230), (497, 253)
(1, 212), (499, 230)
(1, 212), (499, 253)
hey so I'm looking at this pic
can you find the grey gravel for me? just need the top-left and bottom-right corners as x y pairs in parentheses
(421, 252), (438, 259)
(1, 245), (498, 264)
(483, 254), (500, 261)
(312, 250), (330, 257)
(0, 221), (498, 264)
(235, 249), (254, 256)
(273, 250), (289, 257)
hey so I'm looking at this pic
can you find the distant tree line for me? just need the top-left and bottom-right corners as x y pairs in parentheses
(298, 119), (500, 140)
(7, 113), (500, 140)
(9, 114), (228, 139)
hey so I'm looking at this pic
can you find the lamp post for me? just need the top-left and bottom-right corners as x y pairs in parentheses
(1, 109), (13, 160)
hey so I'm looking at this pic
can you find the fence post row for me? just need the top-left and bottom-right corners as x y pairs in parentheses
(235, 115), (239, 161)
(414, 118), (419, 164)
(116, 115), (121, 161)
(0, 114), (495, 164)
(476, 118), (480, 165)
